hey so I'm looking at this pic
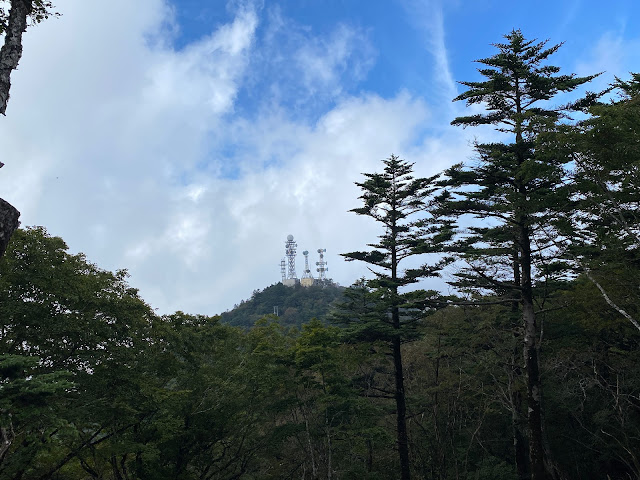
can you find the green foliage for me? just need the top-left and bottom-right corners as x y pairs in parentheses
(440, 29), (597, 299)
(0, 227), (152, 370)
(542, 279), (640, 479)
(452, 29), (598, 132)
(0, 227), (155, 480)
(0, 354), (72, 476)
(542, 73), (640, 331)
(0, 0), (59, 35)
(1, 220), (640, 480)
(405, 305), (518, 479)
(332, 279), (394, 343)
(123, 313), (285, 479)
(339, 155), (453, 480)
(341, 155), (452, 338)
(221, 281), (344, 328)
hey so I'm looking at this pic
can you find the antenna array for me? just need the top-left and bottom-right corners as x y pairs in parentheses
(285, 234), (297, 279)
(316, 248), (328, 280)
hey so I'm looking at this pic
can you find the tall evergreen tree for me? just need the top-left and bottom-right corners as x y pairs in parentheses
(439, 30), (597, 480)
(340, 155), (451, 480)
(559, 73), (640, 332)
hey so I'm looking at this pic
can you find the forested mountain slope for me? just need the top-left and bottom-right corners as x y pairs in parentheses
(220, 281), (344, 328)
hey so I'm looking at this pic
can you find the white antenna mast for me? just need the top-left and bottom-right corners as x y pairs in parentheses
(316, 249), (328, 281)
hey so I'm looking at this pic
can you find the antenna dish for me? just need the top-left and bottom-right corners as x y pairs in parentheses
(287, 234), (294, 241)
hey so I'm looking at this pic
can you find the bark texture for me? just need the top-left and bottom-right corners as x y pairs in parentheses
(0, 197), (20, 257)
(519, 222), (546, 480)
(1, 0), (33, 115)
(392, 329), (411, 480)
(511, 248), (529, 480)
(392, 221), (410, 480)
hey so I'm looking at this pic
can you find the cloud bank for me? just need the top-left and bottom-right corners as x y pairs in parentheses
(4, 0), (629, 315)
(0, 0), (465, 314)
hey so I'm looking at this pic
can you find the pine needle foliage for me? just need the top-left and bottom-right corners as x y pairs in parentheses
(340, 154), (452, 480)
(439, 29), (598, 480)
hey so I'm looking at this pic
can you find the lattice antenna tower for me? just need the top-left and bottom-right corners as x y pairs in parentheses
(302, 251), (313, 279)
(280, 258), (286, 283)
(285, 234), (297, 279)
(316, 249), (328, 280)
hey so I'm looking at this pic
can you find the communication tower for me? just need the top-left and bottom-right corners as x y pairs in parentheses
(302, 251), (313, 278)
(280, 258), (286, 283)
(285, 235), (297, 279)
(316, 249), (328, 281)
(301, 250), (314, 287)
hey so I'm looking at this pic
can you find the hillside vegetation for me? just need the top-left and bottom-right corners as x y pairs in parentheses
(221, 281), (344, 328)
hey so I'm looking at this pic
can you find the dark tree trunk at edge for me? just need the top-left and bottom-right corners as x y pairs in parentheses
(511, 247), (529, 480)
(520, 222), (546, 480)
(0, 0), (33, 115)
(0, 198), (20, 258)
(392, 309), (411, 480)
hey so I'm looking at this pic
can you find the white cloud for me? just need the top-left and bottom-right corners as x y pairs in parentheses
(294, 23), (375, 97)
(0, 0), (473, 315)
(401, 0), (457, 104)
(244, 8), (376, 110)
(574, 31), (640, 91)
(145, 8), (257, 114)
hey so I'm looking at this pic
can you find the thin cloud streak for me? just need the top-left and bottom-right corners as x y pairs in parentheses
(402, 0), (457, 104)
(575, 30), (640, 92)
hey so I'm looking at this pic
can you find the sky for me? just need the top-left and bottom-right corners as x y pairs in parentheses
(1, 0), (638, 315)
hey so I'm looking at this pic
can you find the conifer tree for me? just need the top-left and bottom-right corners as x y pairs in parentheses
(439, 30), (597, 480)
(341, 154), (451, 480)
(562, 74), (640, 332)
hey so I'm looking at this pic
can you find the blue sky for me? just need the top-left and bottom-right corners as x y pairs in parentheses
(1, 0), (638, 314)
(172, 0), (637, 111)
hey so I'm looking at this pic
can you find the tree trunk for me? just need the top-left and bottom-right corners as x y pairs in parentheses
(390, 201), (411, 480)
(515, 114), (546, 478)
(0, 424), (14, 465)
(0, 0), (30, 253)
(0, 0), (33, 115)
(511, 247), (529, 480)
(520, 223), (546, 480)
(392, 308), (411, 480)
(510, 348), (529, 480)
(0, 198), (20, 258)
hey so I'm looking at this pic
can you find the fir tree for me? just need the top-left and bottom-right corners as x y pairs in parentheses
(563, 74), (640, 332)
(439, 29), (598, 480)
(340, 154), (452, 480)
